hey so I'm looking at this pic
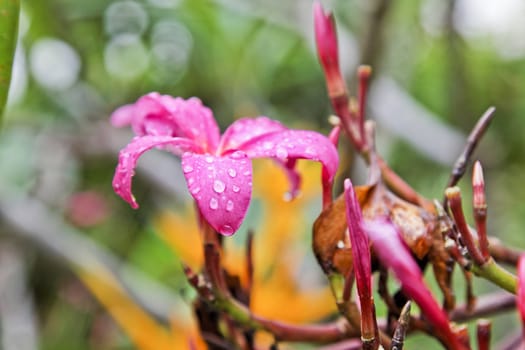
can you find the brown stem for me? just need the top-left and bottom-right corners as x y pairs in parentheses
(450, 291), (515, 322)
(488, 237), (523, 265)
(446, 186), (486, 266)
(377, 155), (434, 212)
(390, 301), (411, 350)
(245, 230), (254, 295)
(443, 106), (496, 202)
(253, 316), (355, 343)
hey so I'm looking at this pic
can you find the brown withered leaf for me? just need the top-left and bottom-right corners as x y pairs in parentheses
(313, 181), (457, 310)
(362, 184), (434, 260)
(313, 184), (374, 275)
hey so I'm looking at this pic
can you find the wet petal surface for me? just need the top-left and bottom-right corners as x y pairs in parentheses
(110, 93), (220, 152)
(237, 129), (339, 195)
(113, 135), (201, 208)
(182, 152), (252, 236)
(218, 117), (287, 153)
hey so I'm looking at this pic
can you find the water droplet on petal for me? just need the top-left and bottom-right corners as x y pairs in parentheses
(276, 147), (288, 159)
(191, 187), (201, 194)
(243, 170), (250, 176)
(183, 164), (193, 173)
(232, 185), (240, 193)
(226, 200), (234, 212)
(228, 168), (237, 177)
(283, 192), (293, 202)
(188, 177), (195, 185)
(305, 147), (316, 156)
(230, 151), (244, 159)
(205, 155), (214, 163)
(220, 224), (234, 235)
(209, 197), (218, 210)
(263, 141), (273, 150)
(213, 180), (226, 193)
(336, 240), (345, 249)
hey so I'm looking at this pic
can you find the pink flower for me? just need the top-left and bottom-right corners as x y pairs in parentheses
(517, 254), (525, 340)
(111, 93), (339, 236)
(364, 219), (465, 350)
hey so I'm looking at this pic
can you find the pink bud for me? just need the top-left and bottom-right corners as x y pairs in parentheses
(313, 2), (346, 97)
(344, 179), (378, 346)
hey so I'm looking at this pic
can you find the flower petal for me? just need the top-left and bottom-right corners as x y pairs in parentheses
(113, 136), (201, 208)
(517, 254), (525, 331)
(344, 179), (377, 341)
(110, 93), (220, 152)
(181, 152), (252, 236)
(236, 129), (339, 189)
(364, 219), (464, 349)
(159, 95), (220, 152)
(218, 116), (287, 153)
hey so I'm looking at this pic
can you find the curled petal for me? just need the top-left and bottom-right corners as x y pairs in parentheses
(110, 104), (136, 127)
(112, 136), (201, 208)
(237, 130), (339, 195)
(110, 94), (220, 152)
(218, 116), (287, 153)
(110, 93), (175, 136)
(182, 152), (252, 236)
(364, 219), (464, 349)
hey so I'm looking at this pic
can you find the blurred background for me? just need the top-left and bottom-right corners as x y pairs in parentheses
(1, 0), (525, 348)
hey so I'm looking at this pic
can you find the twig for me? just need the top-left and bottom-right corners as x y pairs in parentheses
(390, 301), (411, 350)
(443, 106), (496, 204)
(450, 291), (515, 322)
(488, 237), (523, 266)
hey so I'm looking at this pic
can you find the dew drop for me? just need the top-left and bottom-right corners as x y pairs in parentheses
(243, 170), (250, 176)
(213, 180), (226, 193)
(276, 147), (288, 159)
(191, 187), (201, 194)
(209, 197), (218, 210)
(263, 141), (273, 150)
(232, 185), (240, 193)
(226, 200), (234, 212)
(183, 164), (193, 173)
(188, 177), (195, 185)
(336, 240), (345, 249)
(230, 151), (244, 159)
(305, 147), (316, 156)
(220, 224), (234, 235)
(228, 168), (237, 177)
(205, 155), (214, 163)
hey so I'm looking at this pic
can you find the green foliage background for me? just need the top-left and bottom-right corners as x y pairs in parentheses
(1, 0), (525, 348)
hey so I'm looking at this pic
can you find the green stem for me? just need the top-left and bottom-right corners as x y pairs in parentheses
(471, 258), (517, 294)
(0, 0), (20, 119)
